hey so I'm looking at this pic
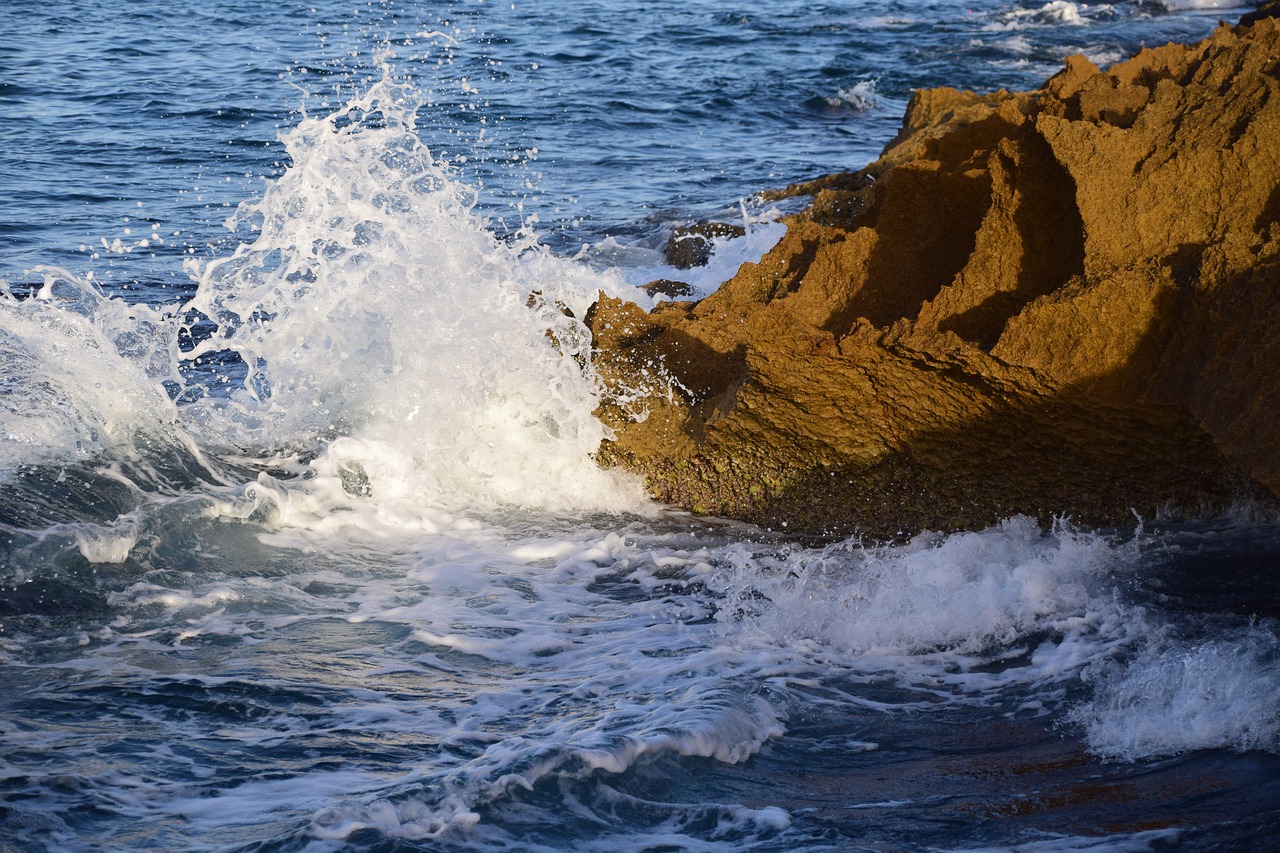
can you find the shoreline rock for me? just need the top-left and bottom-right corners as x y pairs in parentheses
(588, 14), (1280, 539)
(663, 221), (749, 269)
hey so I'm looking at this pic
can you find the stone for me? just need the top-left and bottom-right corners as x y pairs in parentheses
(663, 221), (748, 269)
(588, 15), (1280, 539)
(641, 279), (696, 299)
(1240, 1), (1280, 27)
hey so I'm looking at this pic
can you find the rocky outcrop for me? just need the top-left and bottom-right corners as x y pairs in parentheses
(588, 15), (1280, 538)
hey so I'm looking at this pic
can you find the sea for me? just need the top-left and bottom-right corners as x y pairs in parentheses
(2, 1), (1279, 850)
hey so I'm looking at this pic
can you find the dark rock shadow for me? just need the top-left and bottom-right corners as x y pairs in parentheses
(832, 165), (993, 331)
(938, 134), (1087, 351)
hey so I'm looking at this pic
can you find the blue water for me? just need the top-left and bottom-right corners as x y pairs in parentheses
(2, 1), (1279, 850)
(0, 0), (1244, 286)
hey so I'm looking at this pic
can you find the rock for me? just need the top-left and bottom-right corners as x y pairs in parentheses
(588, 15), (1280, 539)
(663, 221), (747, 269)
(641, 279), (696, 299)
(1241, 1), (1280, 27)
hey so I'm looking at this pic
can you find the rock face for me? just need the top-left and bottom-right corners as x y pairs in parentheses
(588, 17), (1280, 538)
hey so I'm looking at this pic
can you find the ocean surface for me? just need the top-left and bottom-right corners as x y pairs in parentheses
(2, 1), (1279, 850)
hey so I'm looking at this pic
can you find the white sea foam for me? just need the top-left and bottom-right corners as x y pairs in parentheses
(1145, 0), (1242, 10)
(601, 214), (787, 302)
(999, 34), (1037, 54)
(986, 1), (1089, 31)
(248, 515), (1266, 840)
(10, 500), (1278, 848)
(947, 827), (1182, 852)
(1080, 45), (1126, 67)
(1072, 623), (1280, 760)
(76, 524), (794, 844)
(825, 78), (880, 112)
(4, 2), (1277, 850)
(710, 517), (1123, 661)
(308, 694), (786, 841)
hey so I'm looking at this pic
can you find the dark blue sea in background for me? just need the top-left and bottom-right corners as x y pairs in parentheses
(2, 1), (1280, 851)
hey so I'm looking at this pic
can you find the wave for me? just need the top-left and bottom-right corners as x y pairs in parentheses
(1072, 621), (1280, 759)
(0, 72), (659, 542)
(1140, 0), (1246, 11)
(986, 1), (1092, 31)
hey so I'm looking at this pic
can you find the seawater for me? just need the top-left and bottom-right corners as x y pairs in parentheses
(2, 1), (1279, 850)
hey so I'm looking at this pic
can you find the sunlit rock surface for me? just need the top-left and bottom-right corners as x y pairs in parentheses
(589, 16), (1280, 538)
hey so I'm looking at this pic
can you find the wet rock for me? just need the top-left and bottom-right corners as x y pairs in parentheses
(663, 221), (747, 269)
(642, 279), (696, 299)
(1241, 1), (1280, 27)
(589, 15), (1280, 539)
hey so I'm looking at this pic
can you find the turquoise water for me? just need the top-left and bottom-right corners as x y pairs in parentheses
(2, 2), (1279, 850)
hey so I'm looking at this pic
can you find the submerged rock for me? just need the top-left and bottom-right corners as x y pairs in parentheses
(589, 16), (1280, 538)
(663, 221), (748, 269)
(641, 278), (696, 299)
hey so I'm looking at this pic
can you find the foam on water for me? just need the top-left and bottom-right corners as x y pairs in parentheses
(5, 520), (793, 847)
(596, 216), (788, 303)
(987, 1), (1090, 31)
(1148, 0), (1244, 10)
(707, 518), (1129, 666)
(945, 827), (1183, 852)
(1072, 621), (1280, 760)
(823, 79), (881, 113)
(3, 4), (1280, 848)
(4, 492), (1279, 848)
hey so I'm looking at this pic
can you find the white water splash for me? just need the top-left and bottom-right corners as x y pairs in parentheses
(177, 74), (652, 517)
(825, 78), (880, 112)
(0, 272), (185, 480)
(598, 216), (787, 303)
(986, 1), (1089, 30)
(0, 73), (654, 525)
(712, 517), (1121, 659)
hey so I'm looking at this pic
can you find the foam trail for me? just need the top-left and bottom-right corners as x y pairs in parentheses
(308, 695), (785, 842)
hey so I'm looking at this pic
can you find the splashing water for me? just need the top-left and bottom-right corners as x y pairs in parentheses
(0, 272), (181, 479)
(2, 72), (654, 536)
(179, 74), (653, 518)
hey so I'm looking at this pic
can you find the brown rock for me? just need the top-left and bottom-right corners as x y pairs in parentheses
(588, 16), (1280, 539)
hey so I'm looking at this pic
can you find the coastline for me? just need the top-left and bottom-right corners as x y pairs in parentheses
(590, 8), (1280, 539)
